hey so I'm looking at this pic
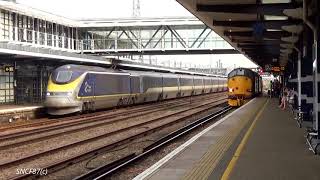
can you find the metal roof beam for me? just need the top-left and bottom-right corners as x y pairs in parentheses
(224, 31), (292, 38)
(245, 51), (280, 56)
(238, 44), (280, 48)
(231, 39), (281, 43)
(213, 19), (302, 29)
(196, 3), (301, 16)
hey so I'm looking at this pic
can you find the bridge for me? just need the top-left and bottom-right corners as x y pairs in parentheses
(77, 17), (237, 55)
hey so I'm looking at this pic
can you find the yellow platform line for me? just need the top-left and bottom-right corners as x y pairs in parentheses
(221, 99), (269, 180)
(182, 99), (267, 180)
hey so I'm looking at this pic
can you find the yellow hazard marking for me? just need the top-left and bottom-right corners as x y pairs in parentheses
(221, 98), (269, 180)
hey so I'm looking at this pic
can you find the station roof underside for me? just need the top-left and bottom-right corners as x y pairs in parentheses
(176, 0), (309, 69)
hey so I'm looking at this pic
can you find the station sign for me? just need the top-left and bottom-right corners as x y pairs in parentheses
(264, 64), (284, 72)
(4, 66), (14, 72)
(272, 66), (285, 72)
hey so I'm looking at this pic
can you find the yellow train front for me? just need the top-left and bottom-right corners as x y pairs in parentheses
(227, 68), (262, 107)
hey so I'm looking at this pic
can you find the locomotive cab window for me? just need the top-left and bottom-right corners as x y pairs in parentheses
(51, 69), (83, 84)
(56, 71), (73, 83)
(237, 69), (245, 75)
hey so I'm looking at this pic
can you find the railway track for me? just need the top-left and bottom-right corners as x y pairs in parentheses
(0, 93), (225, 149)
(0, 93), (227, 179)
(0, 92), (224, 134)
(75, 106), (232, 180)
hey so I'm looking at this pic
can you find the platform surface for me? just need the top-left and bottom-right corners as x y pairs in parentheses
(135, 97), (320, 180)
(226, 98), (320, 180)
(0, 105), (42, 114)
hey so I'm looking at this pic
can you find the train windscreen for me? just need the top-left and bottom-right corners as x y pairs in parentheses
(56, 71), (73, 83)
(52, 69), (83, 84)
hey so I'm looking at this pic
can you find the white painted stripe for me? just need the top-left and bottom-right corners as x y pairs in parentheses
(0, 106), (42, 114)
(133, 98), (258, 180)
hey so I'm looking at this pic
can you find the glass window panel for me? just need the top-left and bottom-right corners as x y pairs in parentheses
(0, 96), (4, 102)
(56, 71), (73, 83)
(0, 76), (4, 83)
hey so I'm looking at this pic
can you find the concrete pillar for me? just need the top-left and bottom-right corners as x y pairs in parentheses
(300, 27), (314, 115)
(316, 3), (320, 134)
(297, 50), (302, 108)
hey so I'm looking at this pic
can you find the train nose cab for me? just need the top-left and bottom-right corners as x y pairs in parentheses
(45, 66), (83, 115)
(227, 68), (253, 106)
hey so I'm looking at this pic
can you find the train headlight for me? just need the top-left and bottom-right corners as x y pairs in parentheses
(46, 92), (51, 96)
(67, 92), (73, 96)
(229, 88), (233, 92)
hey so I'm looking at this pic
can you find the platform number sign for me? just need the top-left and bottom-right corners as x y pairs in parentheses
(4, 66), (14, 72)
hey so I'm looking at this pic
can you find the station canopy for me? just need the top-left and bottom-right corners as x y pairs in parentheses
(176, 0), (306, 70)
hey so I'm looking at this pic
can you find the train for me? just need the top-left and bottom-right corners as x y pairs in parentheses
(45, 64), (228, 115)
(227, 68), (262, 107)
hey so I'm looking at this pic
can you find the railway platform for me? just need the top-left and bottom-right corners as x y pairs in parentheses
(135, 97), (320, 180)
(0, 105), (44, 123)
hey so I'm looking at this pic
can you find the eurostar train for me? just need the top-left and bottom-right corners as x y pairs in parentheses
(227, 68), (262, 107)
(45, 64), (227, 115)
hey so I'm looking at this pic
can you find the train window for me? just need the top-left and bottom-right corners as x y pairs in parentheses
(56, 71), (73, 83)
(237, 69), (245, 75)
(228, 71), (236, 77)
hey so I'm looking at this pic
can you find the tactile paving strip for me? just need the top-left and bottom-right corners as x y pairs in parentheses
(182, 98), (267, 180)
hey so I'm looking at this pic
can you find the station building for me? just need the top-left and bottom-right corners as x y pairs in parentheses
(0, 1), (234, 105)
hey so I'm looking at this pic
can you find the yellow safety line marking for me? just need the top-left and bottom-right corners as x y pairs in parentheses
(221, 98), (269, 180)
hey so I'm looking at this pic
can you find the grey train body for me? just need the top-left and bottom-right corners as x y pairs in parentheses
(45, 65), (227, 115)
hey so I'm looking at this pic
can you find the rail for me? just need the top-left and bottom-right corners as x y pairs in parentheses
(74, 106), (232, 180)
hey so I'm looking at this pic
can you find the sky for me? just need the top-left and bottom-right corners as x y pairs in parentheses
(16, 0), (257, 69)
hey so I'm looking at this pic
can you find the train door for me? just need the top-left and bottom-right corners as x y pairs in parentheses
(192, 77), (194, 95)
(129, 74), (141, 104)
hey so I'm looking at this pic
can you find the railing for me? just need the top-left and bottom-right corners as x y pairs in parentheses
(75, 38), (232, 52)
(1, 27), (78, 51)
(0, 26), (233, 53)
